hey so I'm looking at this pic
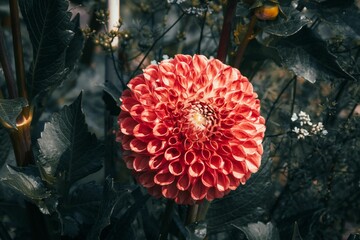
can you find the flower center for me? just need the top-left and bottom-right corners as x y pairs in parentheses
(183, 102), (219, 141)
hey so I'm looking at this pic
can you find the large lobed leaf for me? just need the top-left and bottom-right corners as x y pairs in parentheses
(35, 92), (103, 187)
(1, 165), (50, 200)
(0, 98), (28, 129)
(261, 7), (311, 37)
(207, 144), (273, 234)
(19, 0), (84, 100)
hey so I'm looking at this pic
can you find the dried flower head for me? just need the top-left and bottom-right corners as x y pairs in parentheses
(117, 54), (266, 205)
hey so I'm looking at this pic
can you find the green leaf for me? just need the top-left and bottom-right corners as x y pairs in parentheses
(261, 7), (311, 37)
(19, 0), (84, 100)
(292, 222), (303, 240)
(0, 98), (28, 129)
(35, 92), (103, 187)
(207, 143), (272, 234)
(0, 126), (11, 167)
(233, 222), (280, 240)
(87, 177), (132, 240)
(1, 165), (50, 200)
(274, 29), (356, 83)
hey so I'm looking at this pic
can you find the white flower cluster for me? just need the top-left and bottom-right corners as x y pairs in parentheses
(184, 6), (212, 17)
(150, 55), (171, 65)
(167, 0), (212, 17)
(291, 111), (328, 139)
(167, 0), (186, 4)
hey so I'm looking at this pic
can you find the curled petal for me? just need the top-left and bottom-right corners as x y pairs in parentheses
(188, 161), (205, 177)
(208, 155), (224, 169)
(147, 139), (166, 154)
(141, 110), (157, 123)
(133, 156), (150, 171)
(221, 159), (233, 175)
(120, 96), (139, 112)
(216, 173), (230, 192)
(169, 161), (185, 176)
(138, 172), (155, 188)
(164, 147), (181, 161)
(153, 123), (169, 139)
(162, 182), (179, 199)
(130, 139), (147, 153)
(149, 154), (166, 170)
(120, 118), (138, 135)
(184, 150), (197, 165)
(177, 174), (191, 191)
(201, 170), (216, 187)
(154, 170), (175, 186)
(133, 123), (152, 140)
(191, 179), (208, 201)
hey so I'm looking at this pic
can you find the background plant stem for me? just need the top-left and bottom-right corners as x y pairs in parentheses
(233, 15), (257, 69)
(158, 200), (175, 240)
(0, 27), (17, 98)
(216, 0), (237, 62)
(9, 0), (27, 100)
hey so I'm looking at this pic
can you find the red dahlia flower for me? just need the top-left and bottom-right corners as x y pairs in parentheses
(117, 54), (265, 205)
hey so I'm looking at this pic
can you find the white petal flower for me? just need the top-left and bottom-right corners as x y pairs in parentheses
(291, 113), (298, 122)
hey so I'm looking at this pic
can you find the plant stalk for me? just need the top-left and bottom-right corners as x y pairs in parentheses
(216, 0), (237, 63)
(233, 15), (257, 69)
(186, 204), (199, 225)
(158, 200), (175, 240)
(9, 0), (27, 101)
(0, 27), (17, 98)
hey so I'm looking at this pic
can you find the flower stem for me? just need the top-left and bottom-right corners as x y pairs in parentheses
(216, 0), (237, 62)
(195, 200), (210, 222)
(9, 0), (27, 101)
(186, 204), (199, 225)
(158, 200), (175, 240)
(233, 14), (257, 69)
(0, 27), (17, 98)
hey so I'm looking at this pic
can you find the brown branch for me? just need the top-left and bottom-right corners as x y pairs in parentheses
(0, 28), (17, 98)
(9, 0), (27, 100)
(216, 0), (237, 62)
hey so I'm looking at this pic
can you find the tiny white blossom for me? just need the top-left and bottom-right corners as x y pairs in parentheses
(291, 113), (298, 122)
(150, 60), (158, 65)
(293, 127), (300, 134)
(322, 130), (328, 135)
(162, 54), (169, 60)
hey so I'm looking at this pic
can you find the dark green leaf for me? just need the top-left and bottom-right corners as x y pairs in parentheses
(233, 222), (280, 240)
(274, 29), (356, 83)
(348, 234), (360, 240)
(0, 98), (28, 129)
(65, 13), (85, 69)
(1, 165), (50, 200)
(292, 222), (303, 240)
(261, 7), (311, 37)
(61, 181), (102, 226)
(19, 0), (84, 100)
(0, 126), (11, 167)
(207, 143), (272, 234)
(35, 92), (103, 186)
(87, 177), (132, 240)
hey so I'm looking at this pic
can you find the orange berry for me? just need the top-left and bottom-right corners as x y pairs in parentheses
(254, 4), (279, 20)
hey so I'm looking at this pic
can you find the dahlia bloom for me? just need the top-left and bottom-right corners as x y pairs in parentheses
(117, 54), (265, 205)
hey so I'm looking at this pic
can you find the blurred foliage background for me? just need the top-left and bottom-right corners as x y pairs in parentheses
(0, 0), (359, 239)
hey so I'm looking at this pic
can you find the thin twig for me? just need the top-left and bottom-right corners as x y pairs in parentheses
(131, 12), (186, 79)
(290, 77), (297, 116)
(233, 15), (257, 69)
(265, 77), (295, 125)
(0, 28), (17, 98)
(216, 0), (237, 62)
(9, 0), (27, 100)
(110, 47), (127, 89)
